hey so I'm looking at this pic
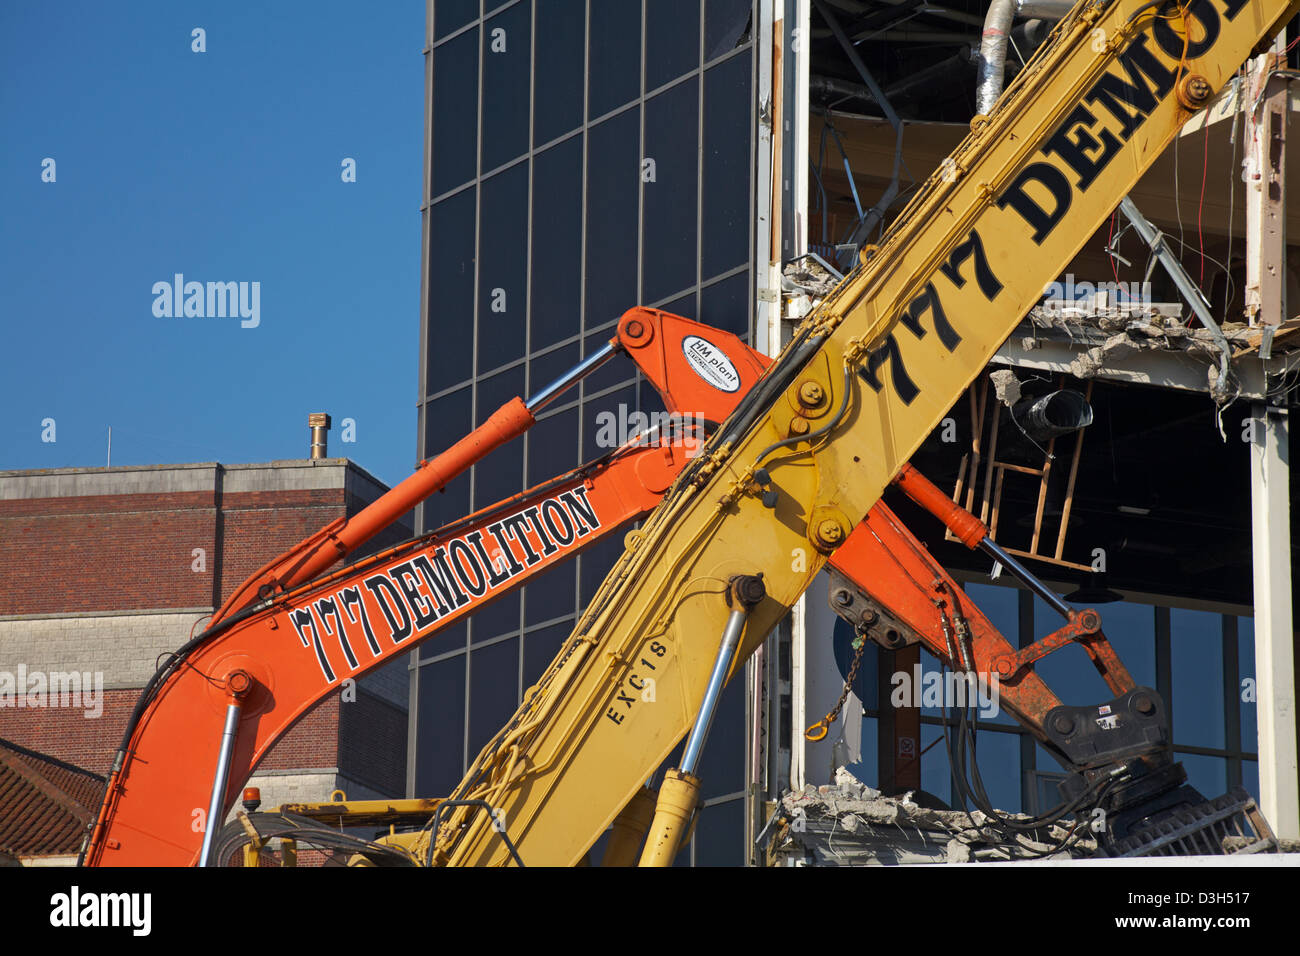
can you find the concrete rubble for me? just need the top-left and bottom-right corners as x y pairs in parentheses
(782, 257), (843, 299)
(767, 768), (1096, 866)
(1022, 305), (1300, 401)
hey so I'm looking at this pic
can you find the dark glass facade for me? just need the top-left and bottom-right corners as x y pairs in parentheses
(414, 0), (757, 865)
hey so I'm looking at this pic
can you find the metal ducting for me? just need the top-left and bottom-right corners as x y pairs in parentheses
(975, 0), (1074, 115)
(1014, 389), (1094, 440)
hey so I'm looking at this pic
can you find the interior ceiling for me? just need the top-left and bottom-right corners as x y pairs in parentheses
(810, 99), (1300, 243)
(809, 0), (1022, 123)
(805, 3), (1300, 610)
(895, 377), (1299, 609)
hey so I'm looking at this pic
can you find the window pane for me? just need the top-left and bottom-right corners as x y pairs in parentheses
(647, 0), (700, 90)
(699, 268), (750, 340)
(468, 637), (520, 756)
(470, 594), (521, 647)
(434, 0), (479, 41)
(527, 405), (579, 486)
(523, 620), (573, 688)
(481, 3), (531, 172)
(1098, 602), (1156, 688)
(582, 334), (633, 396)
(1170, 608), (1225, 749)
(531, 137), (584, 351)
(584, 383), (637, 461)
(1036, 742), (1067, 777)
(414, 655), (467, 796)
(920, 722), (951, 808)
(528, 343), (582, 404)
(918, 647), (945, 720)
(656, 290), (697, 320)
(693, 798), (744, 865)
(420, 620), (466, 661)
(643, 78), (699, 304)
(1242, 758), (1259, 803)
(478, 164), (529, 372)
(701, 673), (745, 799)
(1176, 751), (1227, 799)
(1033, 595), (1114, 706)
(919, 724), (1020, 812)
(588, 1), (641, 118)
(579, 535), (625, 605)
(534, 0), (585, 144)
(473, 365), (526, 510)
(962, 582), (1019, 726)
(1238, 616), (1257, 753)
(427, 189), (477, 394)
(701, 53), (750, 278)
(423, 388), (473, 528)
(852, 715), (879, 789)
(431, 28), (479, 195)
(973, 730), (1021, 813)
(475, 363), (527, 425)
(585, 110), (640, 331)
(523, 557), (577, 627)
(705, 0), (752, 60)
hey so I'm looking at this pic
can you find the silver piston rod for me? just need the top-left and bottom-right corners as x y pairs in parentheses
(197, 701), (243, 867)
(979, 537), (1073, 619)
(679, 575), (767, 776)
(524, 341), (618, 413)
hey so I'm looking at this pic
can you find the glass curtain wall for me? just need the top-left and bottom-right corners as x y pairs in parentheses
(414, 0), (758, 865)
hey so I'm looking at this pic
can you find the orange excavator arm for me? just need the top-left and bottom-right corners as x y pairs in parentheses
(81, 302), (1183, 865)
(83, 308), (768, 866)
(820, 466), (1228, 848)
(825, 464), (1137, 744)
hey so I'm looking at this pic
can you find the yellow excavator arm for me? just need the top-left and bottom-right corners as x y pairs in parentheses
(433, 0), (1300, 866)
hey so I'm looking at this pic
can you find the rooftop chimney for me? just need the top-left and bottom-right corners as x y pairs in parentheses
(308, 413), (331, 459)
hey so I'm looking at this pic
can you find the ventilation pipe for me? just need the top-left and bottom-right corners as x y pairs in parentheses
(309, 412), (331, 460)
(1014, 389), (1094, 441)
(975, 0), (1074, 115)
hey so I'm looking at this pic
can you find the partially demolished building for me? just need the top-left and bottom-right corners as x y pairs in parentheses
(417, 0), (1298, 864)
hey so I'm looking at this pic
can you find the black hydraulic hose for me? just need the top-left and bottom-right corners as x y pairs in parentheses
(752, 362), (855, 471)
(78, 599), (268, 865)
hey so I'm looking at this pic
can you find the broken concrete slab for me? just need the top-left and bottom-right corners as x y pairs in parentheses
(764, 768), (1096, 866)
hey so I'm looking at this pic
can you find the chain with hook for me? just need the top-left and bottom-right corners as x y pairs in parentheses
(805, 626), (870, 742)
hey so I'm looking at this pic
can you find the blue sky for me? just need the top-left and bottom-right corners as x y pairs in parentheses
(1, 1), (425, 488)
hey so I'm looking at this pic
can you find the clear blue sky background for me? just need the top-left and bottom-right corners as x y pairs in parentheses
(1, 1), (425, 488)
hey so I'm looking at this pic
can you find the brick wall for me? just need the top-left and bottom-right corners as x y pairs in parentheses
(0, 460), (411, 804)
(0, 492), (217, 614)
